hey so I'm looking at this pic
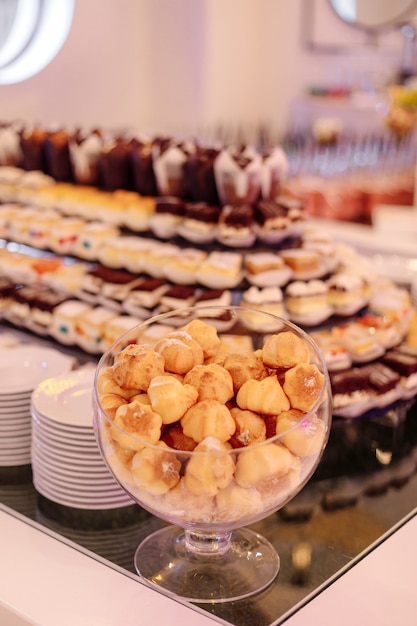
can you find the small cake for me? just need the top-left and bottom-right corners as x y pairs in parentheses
(49, 299), (93, 345)
(48, 217), (86, 255)
(156, 285), (197, 325)
(216, 203), (256, 248)
(285, 279), (332, 326)
(122, 277), (170, 318)
(145, 242), (181, 279)
(43, 128), (74, 182)
(72, 221), (121, 261)
(74, 305), (119, 354)
(19, 125), (47, 172)
(152, 140), (190, 198)
(99, 136), (133, 191)
(25, 209), (62, 250)
(0, 123), (23, 167)
(260, 146), (288, 201)
(148, 196), (185, 239)
(213, 146), (262, 205)
(115, 189), (155, 232)
(183, 146), (220, 204)
(254, 200), (292, 244)
(5, 284), (47, 327)
(163, 247), (208, 285)
(130, 136), (158, 197)
(102, 314), (142, 351)
(330, 367), (375, 418)
(327, 272), (367, 316)
(244, 252), (293, 287)
(96, 269), (144, 312)
(195, 251), (244, 289)
(280, 248), (325, 279)
(68, 129), (103, 186)
(310, 329), (352, 371)
(239, 285), (285, 331)
(334, 322), (385, 364)
(25, 288), (69, 336)
(193, 289), (234, 331)
(176, 202), (221, 244)
(357, 313), (403, 350)
(76, 266), (142, 309)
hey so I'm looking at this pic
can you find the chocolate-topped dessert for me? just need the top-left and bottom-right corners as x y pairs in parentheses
(360, 362), (400, 393)
(330, 367), (372, 396)
(44, 129), (75, 182)
(155, 197), (186, 216)
(184, 202), (221, 224)
(100, 137), (133, 191)
(381, 350), (417, 377)
(220, 203), (254, 228)
(184, 146), (220, 204)
(130, 138), (158, 196)
(20, 126), (47, 172)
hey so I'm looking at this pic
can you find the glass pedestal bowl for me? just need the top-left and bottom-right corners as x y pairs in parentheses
(92, 305), (332, 603)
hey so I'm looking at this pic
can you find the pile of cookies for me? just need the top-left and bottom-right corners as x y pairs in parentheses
(95, 316), (330, 526)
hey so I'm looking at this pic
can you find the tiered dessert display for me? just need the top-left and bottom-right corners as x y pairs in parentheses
(93, 306), (332, 602)
(0, 119), (415, 513)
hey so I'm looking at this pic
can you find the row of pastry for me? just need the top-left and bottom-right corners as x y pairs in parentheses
(0, 173), (306, 248)
(0, 273), (416, 421)
(0, 198), (364, 291)
(0, 123), (289, 204)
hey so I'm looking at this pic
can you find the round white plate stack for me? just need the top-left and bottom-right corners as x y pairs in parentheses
(0, 344), (76, 467)
(31, 366), (134, 510)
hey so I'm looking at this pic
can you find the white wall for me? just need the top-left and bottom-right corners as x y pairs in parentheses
(0, 0), (413, 139)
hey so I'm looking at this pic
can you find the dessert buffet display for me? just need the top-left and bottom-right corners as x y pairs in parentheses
(93, 306), (332, 601)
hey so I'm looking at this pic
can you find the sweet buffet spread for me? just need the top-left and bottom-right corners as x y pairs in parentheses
(0, 121), (416, 623)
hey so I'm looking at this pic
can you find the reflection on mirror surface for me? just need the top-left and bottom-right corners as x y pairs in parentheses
(330, 0), (417, 30)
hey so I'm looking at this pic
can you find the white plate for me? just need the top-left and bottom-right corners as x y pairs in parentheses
(32, 420), (97, 446)
(0, 345), (76, 394)
(32, 453), (116, 484)
(33, 476), (133, 509)
(0, 407), (30, 418)
(32, 429), (100, 457)
(31, 368), (95, 427)
(33, 465), (122, 494)
(31, 440), (106, 468)
(31, 406), (96, 438)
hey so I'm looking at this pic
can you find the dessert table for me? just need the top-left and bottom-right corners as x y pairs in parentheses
(0, 216), (416, 625)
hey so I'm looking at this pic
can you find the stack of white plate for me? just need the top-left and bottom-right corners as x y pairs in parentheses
(31, 366), (134, 510)
(0, 344), (76, 467)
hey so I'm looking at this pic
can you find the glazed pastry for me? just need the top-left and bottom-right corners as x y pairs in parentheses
(183, 437), (235, 496)
(154, 329), (204, 375)
(183, 362), (234, 403)
(113, 343), (165, 391)
(283, 363), (325, 412)
(234, 442), (294, 489)
(263, 331), (311, 369)
(181, 401), (236, 443)
(229, 407), (267, 447)
(111, 400), (162, 451)
(275, 409), (326, 457)
(180, 318), (221, 359)
(223, 350), (268, 393)
(131, 443), (181, 495)
(236, 375), (290, 414)
(148, 375), (198, 424)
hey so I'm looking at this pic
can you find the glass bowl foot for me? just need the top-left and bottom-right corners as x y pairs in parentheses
(134, 525), (280, 603)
